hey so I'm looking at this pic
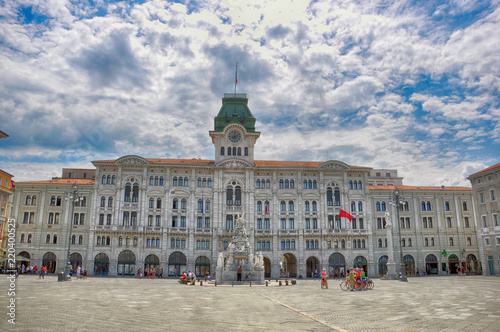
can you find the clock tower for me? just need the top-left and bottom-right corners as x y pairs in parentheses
(209, 93), (260, 165)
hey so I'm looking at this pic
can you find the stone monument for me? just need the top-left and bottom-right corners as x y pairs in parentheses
(215, 213), (265, 283)
(382, 211), (399, 280)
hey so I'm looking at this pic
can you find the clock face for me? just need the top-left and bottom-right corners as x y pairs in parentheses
(228, 130), (242, 143)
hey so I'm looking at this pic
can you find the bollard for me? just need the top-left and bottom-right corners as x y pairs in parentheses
(276, 278), (278, 283)
(232, 282), (234, 287)
(200, 281), (203, 286)
(266, 281), (268, 287)
(279, 281), (282, 286)
(285, 280), (289, 286)
(250, 282), (252, 287)
(215, 281), (217, 287)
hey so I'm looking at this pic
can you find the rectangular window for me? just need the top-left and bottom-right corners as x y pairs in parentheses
(197, 217), (203, 228)
(99, 214), (104, 225)
(305, 218), (310, 230)
(464, 217), (470, 228)
(264, 218), (270, 230)
(494, 214), (499, 227)
(312, 218), (318, 229)
(480, 192), (485, 203)
(180, 216), (186, 228)
(483, 216), (488, 228)
(490, 189), (497, 202)
(289, 219), (294, 230)
(257, 218), (262, 230)
(155, 215), (161, 227)
(107, 214), (112, 225)
(280, 218), (286, 230)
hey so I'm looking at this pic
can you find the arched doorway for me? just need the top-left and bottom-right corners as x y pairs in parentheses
(168, 251), (187, 277)
(425, 254), (438, 274)
(195, 256), (210, 277)
(404, 255), (415, 276)
(17, 251), (31, 269)
(448, 254), (459, 274)
(466, 254), (479, 275)
(263, 257), (271, 278)
(329, 253), (346, 278)
(280, 253), (297, 277)
(117, 250), (136, 276)
(378, 255), (388, 276)
(94, 253), (109, 276)
(144, 254), (160, 274)
(42, 252), (57, 273)
(353, 256), (368, 275)
(70, 252), (83, 271)
(306, 256), (320, 278)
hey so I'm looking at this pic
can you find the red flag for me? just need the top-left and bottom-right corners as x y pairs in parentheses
(11, 180), (15, 189)
(339, 209), (353, 222)
(265, 203), (268, 214)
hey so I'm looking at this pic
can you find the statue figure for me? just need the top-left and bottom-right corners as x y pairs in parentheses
(217, 252), (224, 269)
(384, 211), (392, 227)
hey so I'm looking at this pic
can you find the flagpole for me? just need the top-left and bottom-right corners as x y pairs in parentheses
(234, 62), (238, 96)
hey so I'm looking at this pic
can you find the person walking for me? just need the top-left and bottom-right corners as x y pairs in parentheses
(237, 266), (242, 281)
(416, 268), (420, 277)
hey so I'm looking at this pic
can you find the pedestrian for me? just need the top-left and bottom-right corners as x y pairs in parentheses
(77, 266), (81, 279)
(237, 266), (242, 281)
(83, 267), (87, 279)
(159, 267), (163, 278)
(416, 268), (420, 277)
(174, 267), (177, 278)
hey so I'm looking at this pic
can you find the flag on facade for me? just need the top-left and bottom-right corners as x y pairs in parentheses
(265, 201), (268, 214)
(235, 63), (238, 84)
(339, 209), (353, 222)
(11, 180), (15, 189)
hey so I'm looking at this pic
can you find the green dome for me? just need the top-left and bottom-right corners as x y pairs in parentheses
(213, 93), (257, 132)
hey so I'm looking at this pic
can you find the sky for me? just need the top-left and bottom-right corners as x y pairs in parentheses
(0, 0), (499, 186)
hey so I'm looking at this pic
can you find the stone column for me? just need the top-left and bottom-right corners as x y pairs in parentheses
(382, 211), (398, 280)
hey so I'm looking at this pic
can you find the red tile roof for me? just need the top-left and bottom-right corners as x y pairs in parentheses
(468, 162), (500, 177)
(15, 178), (95, 185)
(369, 185), (471, 191)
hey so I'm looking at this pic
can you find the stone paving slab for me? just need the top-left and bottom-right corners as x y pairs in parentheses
(0, 275), (499, 331)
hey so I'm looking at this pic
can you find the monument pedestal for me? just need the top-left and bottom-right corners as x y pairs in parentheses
(382, 262), (399, 280)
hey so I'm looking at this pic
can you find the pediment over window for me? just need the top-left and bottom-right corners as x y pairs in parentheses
(115, 155), (150, 166)
(217, 159), (253, 169)
(317, 160), (351, 171)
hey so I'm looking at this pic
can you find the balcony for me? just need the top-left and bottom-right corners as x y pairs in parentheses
(195, 228), (212, 234)
(169, 227), (188, 234)
(255, 229), (272, 236)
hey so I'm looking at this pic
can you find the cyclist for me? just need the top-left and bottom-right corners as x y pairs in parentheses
(321, 269), (328, 288)
(348, 269), (355, 291)
(360, 268), (367, 287)
(354, 268), (362, 289)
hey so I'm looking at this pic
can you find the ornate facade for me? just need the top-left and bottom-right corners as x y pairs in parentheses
(11, 93), (488, 277)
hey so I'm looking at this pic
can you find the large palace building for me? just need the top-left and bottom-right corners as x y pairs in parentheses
(10, 93), (498, 277)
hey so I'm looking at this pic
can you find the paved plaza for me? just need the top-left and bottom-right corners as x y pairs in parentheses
(1, 275), (499, 331)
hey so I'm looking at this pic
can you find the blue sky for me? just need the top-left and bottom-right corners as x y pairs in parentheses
(0, 0), (499, 185)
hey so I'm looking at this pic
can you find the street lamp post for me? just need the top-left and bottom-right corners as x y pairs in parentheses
(392, 189), (408, 282)
(63, 183), (82, 281)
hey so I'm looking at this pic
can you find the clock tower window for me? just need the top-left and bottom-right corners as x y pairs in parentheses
(221, 147), (225, 156)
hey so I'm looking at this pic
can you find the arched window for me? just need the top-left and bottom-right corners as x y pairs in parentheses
(198, 178), (202, 187)
(97, 236), (101, 245)
(290, 180), (294, 188)
(159, 176), (164, 185)
(107, 175), (111, 184)
(425, 238), (429, 246)
(154, 176), (159, 185)
(341, 239), (345, 249)
(279, 179), (284, 189)
(376, 201), (381, 211)
(257, 201), (262, 212)
(172, 198), (178, 209)
(431, 237), (435, 246)
(157, 198), (161, 209)
(358, 181), (362, 189)
(27, 234), (32, 243)
(308, 180), (312, 189)
(235, 186), (242, 206)
(149, 197), (154, 209)
(46, 234), (50, 243)
(20, 233), (25, 243)
(349, 180), (353, 189)
(112, 175), (116, 184)
(101, 175), (106, 184)
(381, 201), (386, 211)
(353, 240), (357, 248)
(353, 181), (357, 189)
(351, 201), (356, 212)
(227, 147), (231, 155)
(285, 179), (289, 188)
(173, 177), (178, 186)
(402, 238), (405, 247)
(445, 201), (450, 211)
(362, 239), (365, 248)
(208, 178), (212, 187)
(237, 147), (241, 155)
(108, 196), (113, 207)
(184, 177), (188, 186)
(53, 235), (57, 244)
(181, 198), (187, 209)
(50, 196), (56, 206)
(32, 195), (36, 205)
(462, 201), (468, 211)
(421, 201), (426, 211)
(288, 201), (294, 211)
(303, 180), (307, 189)
(426, 201), (431, 211)
(71, 235), (76, 244)
(408, 238), (412, 247)
(449, 237), (454, 246)
(124, 183), (131, 202)
(280, 201), (286, 212)
(358, 201), (363, 212)
(256, 179), (260, 188)
(467, 237), (472, 246)
(149, 176), (154, 185)
(305, 201), (310, 212)
(327, 187), (333, 206)
(266, 179), (270, 188)
(221, 147), (225, 156)
(244, 147), (248, 156)
(312, 201), (317, 211)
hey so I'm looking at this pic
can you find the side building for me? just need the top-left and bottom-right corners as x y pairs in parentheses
(0, 169), (14, 266)
(468, 162), (500, 276)
(10, 93), (483, 277)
